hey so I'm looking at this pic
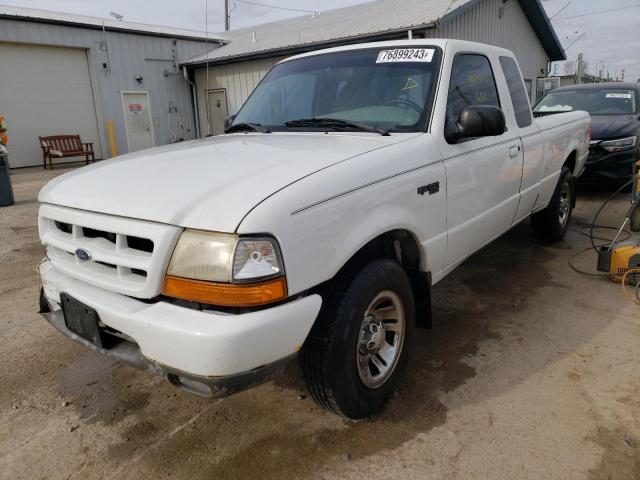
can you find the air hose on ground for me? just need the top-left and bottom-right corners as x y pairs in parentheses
(622, 268), (640, 304)
(567, 175), (637, 277)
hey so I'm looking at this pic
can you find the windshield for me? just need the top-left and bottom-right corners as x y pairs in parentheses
(534, 88), (637, 115)
(231, 47), (442, 133)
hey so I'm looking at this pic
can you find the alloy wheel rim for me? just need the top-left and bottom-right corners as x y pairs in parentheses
(356, 290), (405, 389)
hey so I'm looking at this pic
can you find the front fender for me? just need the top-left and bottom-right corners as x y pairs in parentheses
(237, 134), (447, 295)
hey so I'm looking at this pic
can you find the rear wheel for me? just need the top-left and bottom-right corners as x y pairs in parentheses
(301, 259), (415, 419)
(531, 166), (574, 242)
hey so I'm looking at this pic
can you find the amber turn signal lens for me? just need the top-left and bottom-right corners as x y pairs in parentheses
(162, 275), (287, 307)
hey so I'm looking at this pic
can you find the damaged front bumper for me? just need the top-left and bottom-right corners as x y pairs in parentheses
(40, 303), (296, 398)
(39, 261), (322, 398)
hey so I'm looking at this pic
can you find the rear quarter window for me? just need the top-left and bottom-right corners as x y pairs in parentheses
(499, 56), (532, 128)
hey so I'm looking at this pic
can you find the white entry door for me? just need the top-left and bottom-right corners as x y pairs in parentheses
(206, 90), (229, 136)
(122, 91), (155, 152)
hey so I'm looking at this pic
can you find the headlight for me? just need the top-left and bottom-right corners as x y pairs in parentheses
(599, 136), (637, 153)
(163, 230), (287, 306)
(166, 230), (237, 282)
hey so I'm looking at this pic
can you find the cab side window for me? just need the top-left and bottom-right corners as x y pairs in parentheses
(499, 56), (533, 128)
(445, 54), (500, 141)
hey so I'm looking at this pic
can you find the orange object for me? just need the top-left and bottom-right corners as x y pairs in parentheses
(608, 242), (640, 283)
(0, 115), (7, 145)
(162, 275), (287, 307)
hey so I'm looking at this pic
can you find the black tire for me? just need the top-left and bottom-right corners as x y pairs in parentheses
(301, 259), (415, 419)
(531, 166), (574, 242)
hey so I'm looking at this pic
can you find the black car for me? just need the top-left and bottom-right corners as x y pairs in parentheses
(534, 82), (640, 187)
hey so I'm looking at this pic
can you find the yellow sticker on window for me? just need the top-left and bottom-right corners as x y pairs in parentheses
(401, 77), (419, 91)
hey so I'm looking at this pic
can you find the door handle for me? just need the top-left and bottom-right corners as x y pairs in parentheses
(509, 145), (520, 158)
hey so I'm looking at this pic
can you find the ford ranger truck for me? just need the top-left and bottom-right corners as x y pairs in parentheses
(38, 39), (590, 419)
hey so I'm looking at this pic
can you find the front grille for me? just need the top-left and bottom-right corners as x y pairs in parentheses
(39, 204), (182, 298)
(54, 221), (156, 254)
(45, 223), (153, 285)
(81, 226), (117, 245)
(55, 220), (72, 234)
(126, 236), (154, 254)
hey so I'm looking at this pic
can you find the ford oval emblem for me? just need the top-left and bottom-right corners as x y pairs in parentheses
(75, 248), (92, 262)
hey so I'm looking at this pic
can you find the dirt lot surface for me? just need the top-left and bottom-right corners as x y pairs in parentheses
(1, 166), (639, 480)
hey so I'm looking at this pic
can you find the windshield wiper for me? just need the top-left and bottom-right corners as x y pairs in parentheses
(224, 122), (271, 134)
(285, 117), (390, 136)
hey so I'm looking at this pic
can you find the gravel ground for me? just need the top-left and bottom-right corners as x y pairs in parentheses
(0, 165), (638, 480)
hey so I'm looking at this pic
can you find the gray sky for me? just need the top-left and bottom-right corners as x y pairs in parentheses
(3, 0), (639, 80)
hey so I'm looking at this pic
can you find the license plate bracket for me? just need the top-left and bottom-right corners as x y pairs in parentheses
(60, 292), (103, 348)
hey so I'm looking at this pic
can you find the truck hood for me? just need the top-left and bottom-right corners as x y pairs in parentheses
(39, 133), (406, 232)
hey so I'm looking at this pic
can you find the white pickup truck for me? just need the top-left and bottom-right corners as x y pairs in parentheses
(38, 39), (590, 419)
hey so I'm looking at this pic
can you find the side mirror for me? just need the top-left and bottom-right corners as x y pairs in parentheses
(451, 105), (506, 143)
(224, 114), (236, 130)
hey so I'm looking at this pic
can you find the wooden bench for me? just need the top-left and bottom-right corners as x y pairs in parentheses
(39, 135), (96, 170)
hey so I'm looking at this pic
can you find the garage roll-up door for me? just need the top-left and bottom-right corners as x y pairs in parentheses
(0, 43), (102, 168)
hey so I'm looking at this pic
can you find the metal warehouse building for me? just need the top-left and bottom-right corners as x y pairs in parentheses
(0, 6), (224, 168)
(182, 0), (565, 136)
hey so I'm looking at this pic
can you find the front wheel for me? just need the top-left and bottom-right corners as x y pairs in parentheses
(301, 259), (415, 419)
(531, 166), (574, 242)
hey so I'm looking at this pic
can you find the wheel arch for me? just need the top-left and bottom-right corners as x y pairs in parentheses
(318, 228), (433, 329)
(563, 150), (577, 207)
(564, 150), (577, 176)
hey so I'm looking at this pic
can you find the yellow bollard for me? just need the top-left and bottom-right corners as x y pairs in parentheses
(106, 120), (118, 158)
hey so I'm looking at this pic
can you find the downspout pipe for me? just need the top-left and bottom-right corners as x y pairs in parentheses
(183, 66), (201, 139)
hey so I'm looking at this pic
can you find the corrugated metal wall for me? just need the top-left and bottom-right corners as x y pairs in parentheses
(192, 0), (549, 126)
(426, 0), (548, 96)
(0, 19), (213, 162)
(193, 56), (286, 135)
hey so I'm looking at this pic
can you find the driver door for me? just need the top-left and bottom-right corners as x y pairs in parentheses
(435, 51), (524, 267)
